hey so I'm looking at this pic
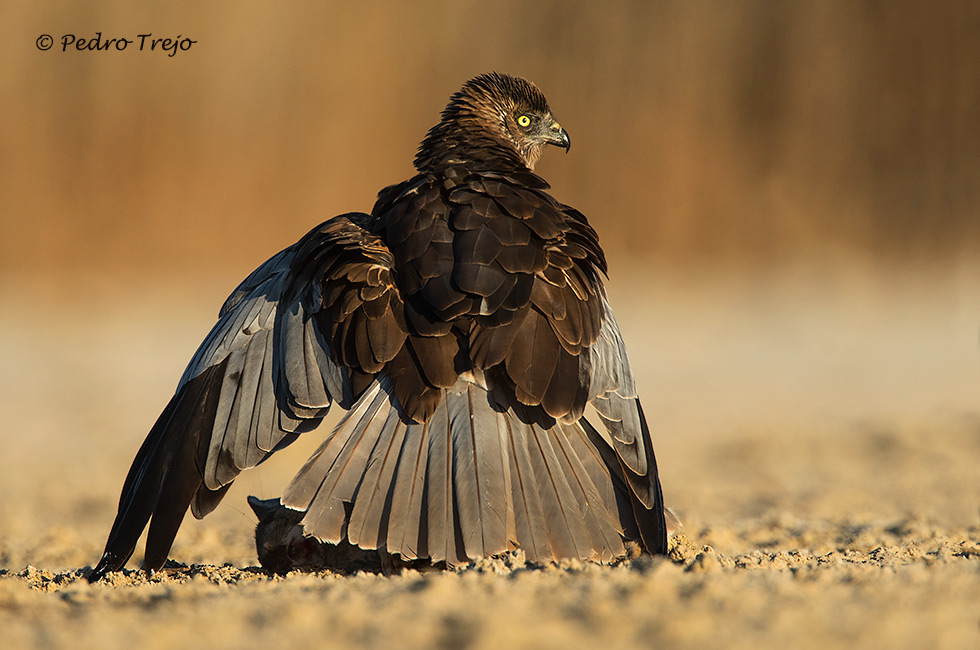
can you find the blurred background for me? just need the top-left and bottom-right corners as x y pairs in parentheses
(4, 1), (979, 273)
(1, 1), (978, 560)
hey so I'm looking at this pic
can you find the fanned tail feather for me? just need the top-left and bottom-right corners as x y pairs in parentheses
(280, 375), (655, 566)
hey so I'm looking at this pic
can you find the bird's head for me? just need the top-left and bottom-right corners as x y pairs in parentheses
(415, 72), (570, 172)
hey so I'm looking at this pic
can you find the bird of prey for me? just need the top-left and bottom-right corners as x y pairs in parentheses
(88, 72), (668, 582)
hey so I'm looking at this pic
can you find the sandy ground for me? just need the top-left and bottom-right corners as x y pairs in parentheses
(1, 269), (978, 649)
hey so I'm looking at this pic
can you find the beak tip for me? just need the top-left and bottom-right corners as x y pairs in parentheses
(546, 122), (571, 154)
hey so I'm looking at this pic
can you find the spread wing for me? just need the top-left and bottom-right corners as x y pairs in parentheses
(88, 213), (400, 581)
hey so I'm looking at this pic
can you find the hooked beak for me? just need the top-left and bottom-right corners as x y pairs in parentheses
(545, 120), (571, 153)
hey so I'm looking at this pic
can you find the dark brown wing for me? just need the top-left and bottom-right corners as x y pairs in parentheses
(88, 213), (399, 581)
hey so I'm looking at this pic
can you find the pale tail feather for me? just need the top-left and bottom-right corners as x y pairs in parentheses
(282, 383), (388, 541)
(281, 376), (633, 566)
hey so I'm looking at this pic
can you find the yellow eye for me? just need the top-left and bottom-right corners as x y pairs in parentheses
(517, 114), (531, 128)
